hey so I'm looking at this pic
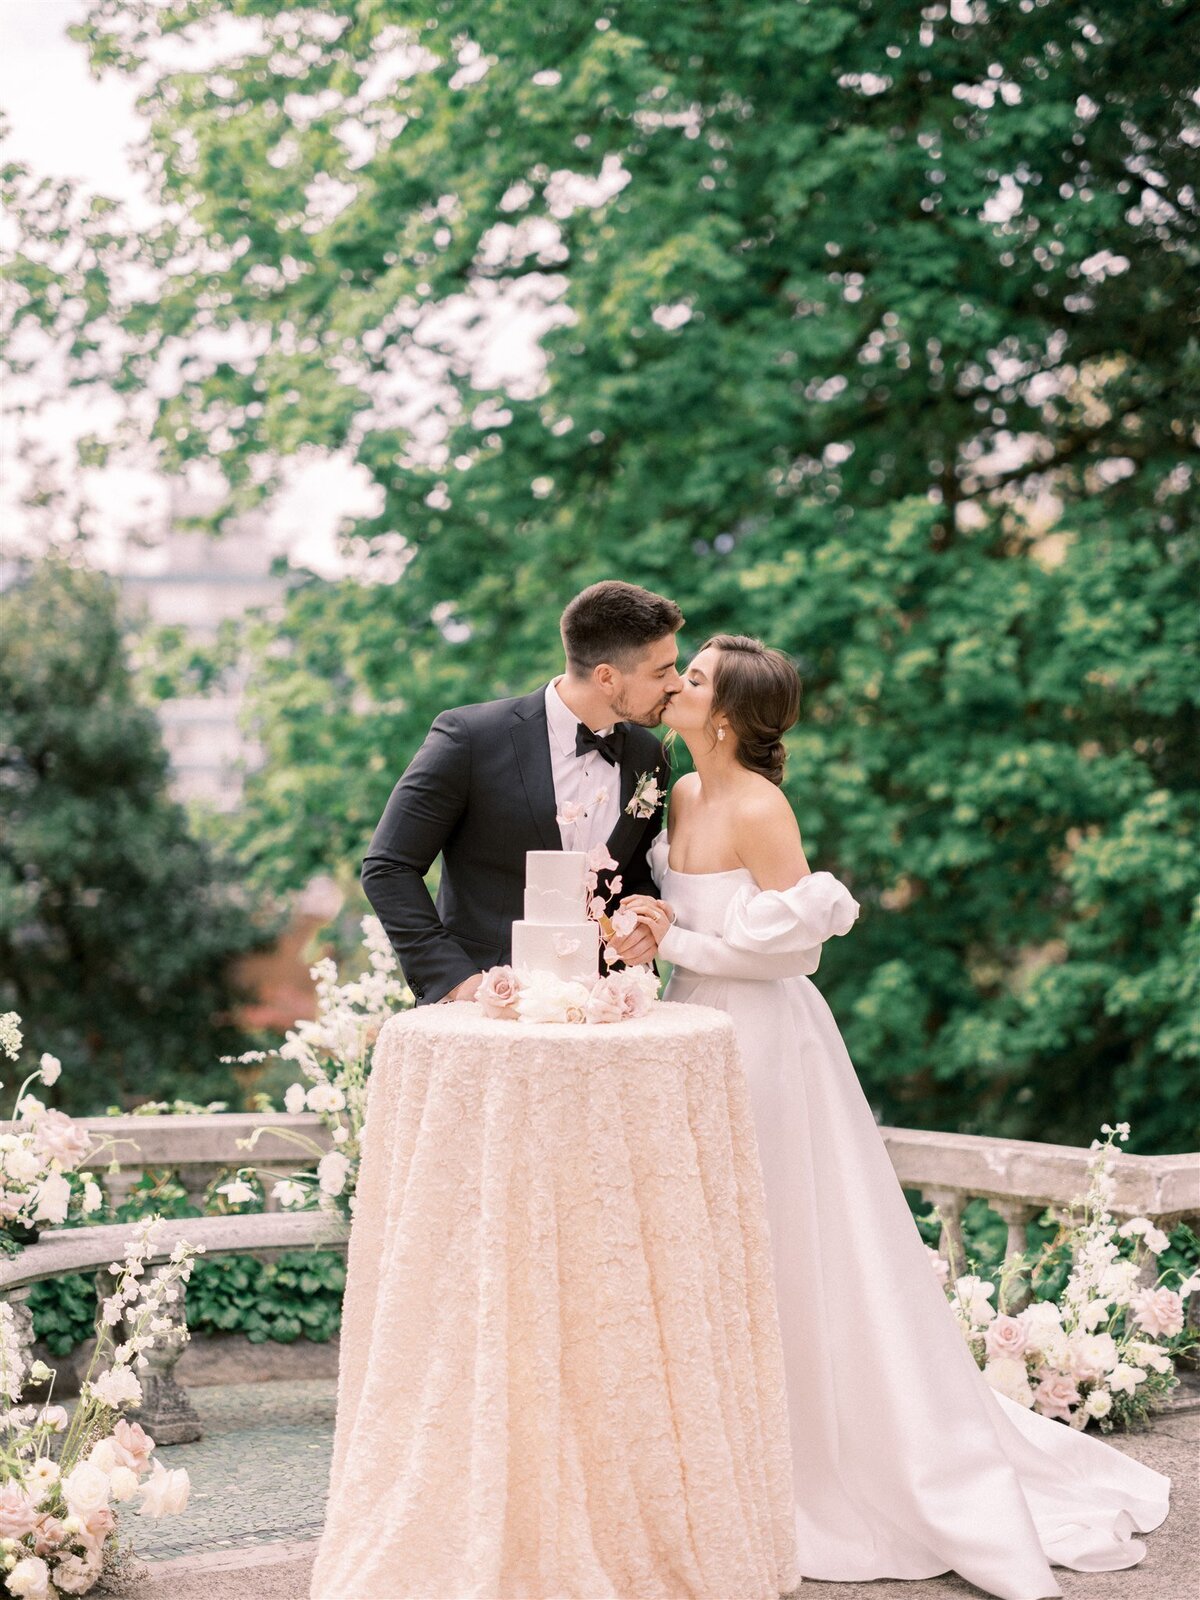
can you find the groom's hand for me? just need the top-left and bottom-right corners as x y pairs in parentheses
(610, 895), (671, 966)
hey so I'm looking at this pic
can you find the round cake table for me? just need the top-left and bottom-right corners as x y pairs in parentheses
(311, 1002), (800, 1600)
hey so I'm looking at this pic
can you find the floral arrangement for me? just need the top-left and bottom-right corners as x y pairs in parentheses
(224, 915), (411, 1217)
(929, 1123), (1199, 1432)
(0, 1018), (128, 1250)
(0, 1215), (200, 1596)
(474, 964), (660, 1025)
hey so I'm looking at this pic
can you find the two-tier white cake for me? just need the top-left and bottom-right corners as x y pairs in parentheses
(510, 851), (601, 984)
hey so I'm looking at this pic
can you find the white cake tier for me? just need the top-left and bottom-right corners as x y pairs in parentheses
(511, 919), (600, 986)
(524, 851), (588, 925)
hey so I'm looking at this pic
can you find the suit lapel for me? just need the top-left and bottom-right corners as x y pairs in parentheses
(511, 691), (562, 851)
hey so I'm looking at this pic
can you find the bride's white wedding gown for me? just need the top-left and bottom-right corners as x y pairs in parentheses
(648, 832), (1170, 1600)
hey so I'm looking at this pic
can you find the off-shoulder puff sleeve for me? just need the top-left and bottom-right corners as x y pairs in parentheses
(656, 870), (861, 981)
(722, 871), (861, 953)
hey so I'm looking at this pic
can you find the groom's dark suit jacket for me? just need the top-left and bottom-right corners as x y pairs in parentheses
(361, 685), (671, 1005)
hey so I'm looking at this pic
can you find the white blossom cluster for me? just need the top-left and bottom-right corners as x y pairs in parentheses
(0, 1021), (112, 1237)
(0, 1216), (200, 1595)
(934, 1124), (1198, 1431)
(231, 916), (410, 1215)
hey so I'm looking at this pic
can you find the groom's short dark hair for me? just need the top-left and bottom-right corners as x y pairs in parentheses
(561, 581), (684, 672)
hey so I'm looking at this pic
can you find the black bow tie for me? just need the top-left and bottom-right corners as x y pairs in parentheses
(575, 722), (625, 766)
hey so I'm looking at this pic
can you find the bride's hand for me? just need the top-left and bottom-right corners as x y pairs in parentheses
(621, 894), (676, 937)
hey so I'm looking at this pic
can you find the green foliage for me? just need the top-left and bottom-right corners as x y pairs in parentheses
(28, 1272), (97, 1357)
(4, 3), (1198, 1147)
(185, 1250), (345, 1344)
(0, 558), (279, 1113)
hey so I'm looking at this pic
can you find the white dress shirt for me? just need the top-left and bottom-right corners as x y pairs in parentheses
(544, 678), (622, 854)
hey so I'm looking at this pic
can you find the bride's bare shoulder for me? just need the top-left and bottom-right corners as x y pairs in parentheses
(670, 771), (701, 807)
(732, 774), (799, 829)
(732, 777), (808, 884)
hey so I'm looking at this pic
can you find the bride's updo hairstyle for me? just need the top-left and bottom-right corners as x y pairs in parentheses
(704, 634), (800, 787)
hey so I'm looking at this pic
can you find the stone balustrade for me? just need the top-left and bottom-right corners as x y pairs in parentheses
(879, 1125), (1200, 1321)
(58, 1113), (1200, 1303)
(75, 1111), (334, 1211)
(1, 1113), (1195, 1442)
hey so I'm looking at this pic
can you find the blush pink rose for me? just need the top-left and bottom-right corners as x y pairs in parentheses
(51, 1545), (104, 1596)
(475, 966), (523, 1020)
(585, 978), (627, 1026)
(1130, 1286), (1184, 1338)
(32, 1109), (91, 1169)
(31, 1513), (69, 1557)
(110, 1418), (155, 1475)
(0, 1481), (38, 1539)
(586, 972), (656, 1025)
(1032, 1371), (1080, 1421)
(983, 1314), (1029, 1362)
(79, 1506), (115, 1545)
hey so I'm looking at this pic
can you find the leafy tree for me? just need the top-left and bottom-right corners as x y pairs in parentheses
(0, 558), (276, 1112)
(4, 1), (1197, 1147)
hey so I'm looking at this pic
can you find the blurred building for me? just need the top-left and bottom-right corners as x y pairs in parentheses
(118, 484), (289, 811)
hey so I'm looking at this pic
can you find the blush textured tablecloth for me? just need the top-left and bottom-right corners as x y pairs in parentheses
(310, 1002), (800, 1600)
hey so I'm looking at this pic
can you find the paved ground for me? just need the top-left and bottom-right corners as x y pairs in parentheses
(112, 1380), (1198, 1599)
(132, 1379), (337, 1564)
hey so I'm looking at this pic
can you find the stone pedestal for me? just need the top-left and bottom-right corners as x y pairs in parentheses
(93, 1265), (202, 1445)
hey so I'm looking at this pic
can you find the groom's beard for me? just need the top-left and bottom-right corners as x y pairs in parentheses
(614, 693), (676, 728)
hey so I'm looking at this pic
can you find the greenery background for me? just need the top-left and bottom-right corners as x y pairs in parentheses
(2, 1), (1197, 1152)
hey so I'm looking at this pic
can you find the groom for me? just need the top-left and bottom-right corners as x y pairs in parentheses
(361, 580), (684, 1005)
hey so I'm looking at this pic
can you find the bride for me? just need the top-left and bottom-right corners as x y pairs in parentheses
(622, 633), (1170, 1600)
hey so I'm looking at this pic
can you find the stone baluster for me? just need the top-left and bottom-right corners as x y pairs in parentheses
(101, 1167), (143, 1215)
(922, 1186), (968, 1282)
(992, 1200), (1038, 1313)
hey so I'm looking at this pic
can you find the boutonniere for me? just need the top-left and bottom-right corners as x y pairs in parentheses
(624, 730), (674, 819)
(625, 770), (664, 819)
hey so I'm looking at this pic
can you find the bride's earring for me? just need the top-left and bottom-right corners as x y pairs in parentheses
(717, 726), (726, 741)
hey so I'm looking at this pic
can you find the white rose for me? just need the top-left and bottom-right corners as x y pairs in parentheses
(137, 1464), (190, 1518)
(317, 1152), (351, 1197)
(88, 1439), (117, 1473)
(1066, 1332), (1119, 1383)
(1084, 1388), (1113, 1419)
(3, 1146), (41, 1185)
(982, 1356), (1033, 1407)
(331, 1125), (348, 1145)
(515, 973), (592, 1025)
(109, 1465), (140, 1502)
(306, 1082), (346, 1114)
(32, 1172), (71, 1225)
(61, 1460), (111, 1520)
(6, 1556), (49, 1599)
(1016, 1300), (1063, 1345)
(37, 1055), (61, 1087)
